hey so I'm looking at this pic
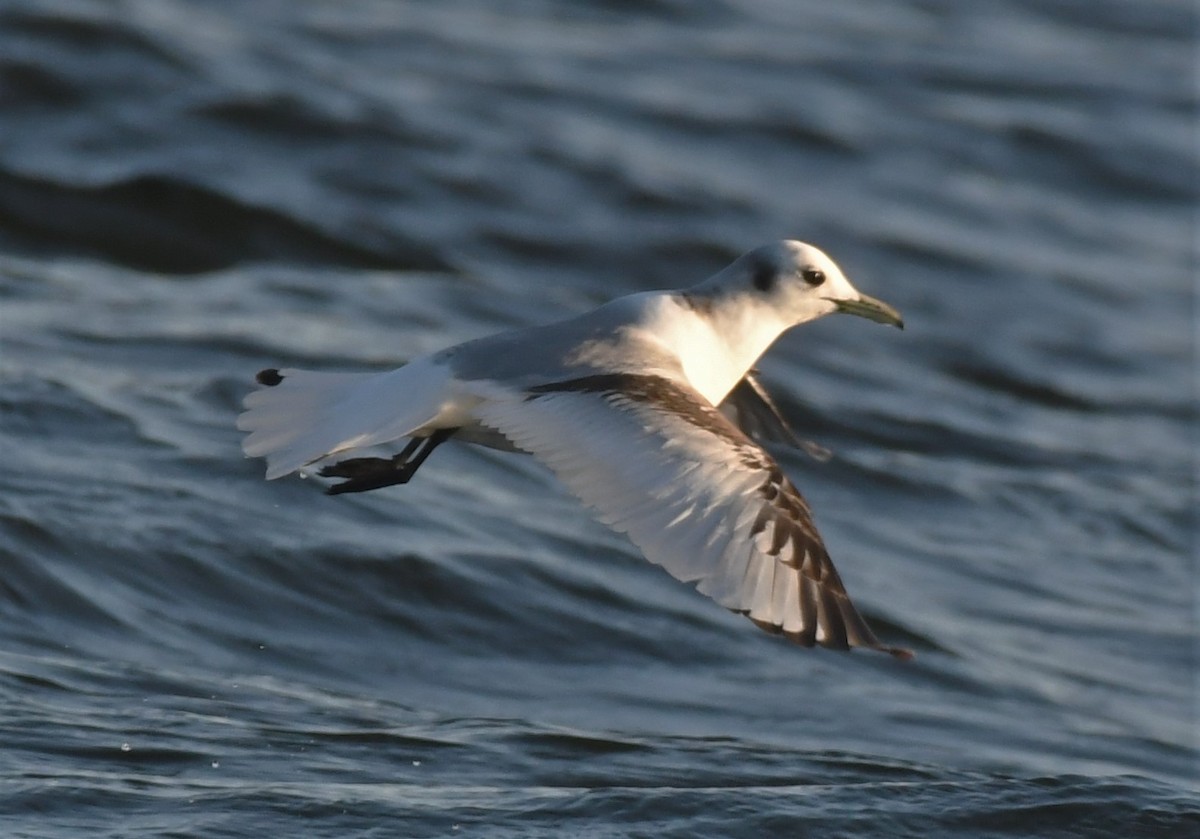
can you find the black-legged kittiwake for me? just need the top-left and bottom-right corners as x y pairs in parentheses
(238, 240), (912, 658)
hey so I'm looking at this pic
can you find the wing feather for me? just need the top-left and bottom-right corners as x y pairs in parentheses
(476, 373), (910, 657)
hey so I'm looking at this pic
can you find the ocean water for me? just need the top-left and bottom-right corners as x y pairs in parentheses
(0, 1), (1195, 836)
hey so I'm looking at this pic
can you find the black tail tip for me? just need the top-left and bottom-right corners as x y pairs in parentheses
(256, 368), (284, 386)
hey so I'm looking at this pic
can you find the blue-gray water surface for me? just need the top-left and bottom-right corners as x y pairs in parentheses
(0, 1), (1196, 836)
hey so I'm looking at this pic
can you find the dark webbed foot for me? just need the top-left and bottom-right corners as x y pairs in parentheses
(320, 429), (457, 496)
(319, 456), (404, 481)
(323, 464), (421, 495)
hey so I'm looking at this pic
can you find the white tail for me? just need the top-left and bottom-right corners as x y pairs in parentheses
(237, 357), (448, 479)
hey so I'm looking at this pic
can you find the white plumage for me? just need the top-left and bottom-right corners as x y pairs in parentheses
(238, 240), (911, 657)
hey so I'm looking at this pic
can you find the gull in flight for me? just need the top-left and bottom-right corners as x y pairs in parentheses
(239, 240), (912, 658)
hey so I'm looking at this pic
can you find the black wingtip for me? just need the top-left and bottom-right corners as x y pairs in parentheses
(256, 368), (284, 386)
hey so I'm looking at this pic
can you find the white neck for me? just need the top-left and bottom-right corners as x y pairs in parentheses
(654, 292), (793, 405)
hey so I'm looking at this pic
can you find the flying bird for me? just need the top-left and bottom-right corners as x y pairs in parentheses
(239, 240), (912, 658)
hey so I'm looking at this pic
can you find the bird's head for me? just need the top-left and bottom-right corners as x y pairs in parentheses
(715, 240), (904, 330)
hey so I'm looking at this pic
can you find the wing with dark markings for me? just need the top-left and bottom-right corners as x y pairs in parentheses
(720, 372), (802, 446)
(475, 373), (910, 657)
(720, 373), (831, 461)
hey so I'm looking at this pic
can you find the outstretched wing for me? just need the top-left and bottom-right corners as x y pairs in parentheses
(719, 372), (832, 462)
(720, 372), (803, 447)
(475, 373), (909, 657)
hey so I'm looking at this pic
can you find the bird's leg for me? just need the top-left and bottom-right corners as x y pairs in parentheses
(321, 429), (457, 495)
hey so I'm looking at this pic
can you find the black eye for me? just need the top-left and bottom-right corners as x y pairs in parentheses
(802, 268), (826, 286)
